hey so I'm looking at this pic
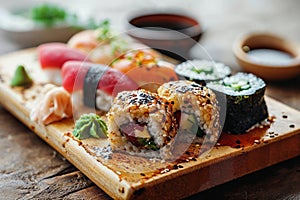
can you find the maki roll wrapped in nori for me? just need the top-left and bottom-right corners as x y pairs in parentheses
(175, 60), (231, 85)
(207, 72), (268, 134)
(107, 89), (177, 159)
(157, 80), (221, 145)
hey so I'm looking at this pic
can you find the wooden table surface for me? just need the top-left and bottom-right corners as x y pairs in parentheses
(0, 0), (299, 199)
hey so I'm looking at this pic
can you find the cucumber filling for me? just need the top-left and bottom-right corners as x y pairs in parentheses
(223, 78), (251, 91)
(191, 66), (214, 75)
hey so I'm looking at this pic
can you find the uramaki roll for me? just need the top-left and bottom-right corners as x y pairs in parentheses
(157, 80), (220, 145)
(107, 89), (177, 159)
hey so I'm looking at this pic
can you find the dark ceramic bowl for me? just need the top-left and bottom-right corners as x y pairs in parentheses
(127, 12), (203, 60)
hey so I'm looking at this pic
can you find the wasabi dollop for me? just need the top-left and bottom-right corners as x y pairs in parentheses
(73, 113), (108, 139)
(10, 65), (33, 87)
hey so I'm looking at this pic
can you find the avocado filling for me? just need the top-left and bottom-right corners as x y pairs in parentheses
(120, 122), (159, 151)
(175, 111), (205, 137)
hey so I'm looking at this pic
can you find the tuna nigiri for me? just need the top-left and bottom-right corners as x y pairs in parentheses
(61, 61), (138, 113)
(38, 43), (89, 85)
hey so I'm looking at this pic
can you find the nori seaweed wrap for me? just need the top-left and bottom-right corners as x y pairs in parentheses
(175, 59), (231, 85)
(207, 72), (268, 134)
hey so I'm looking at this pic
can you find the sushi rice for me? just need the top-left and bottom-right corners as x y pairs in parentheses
(71, 90), (113, 119)
(175, 59), (231, 84)
(96, 90), (114, 111)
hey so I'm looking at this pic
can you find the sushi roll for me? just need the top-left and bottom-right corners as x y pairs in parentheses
(207, 72), (268, 134)
(107, 89), (177, 159)
(175, 59), (231, 85)
(157, 80), (221, 145)
(61, 61), (138, 114)
(38, 43), (88, 85)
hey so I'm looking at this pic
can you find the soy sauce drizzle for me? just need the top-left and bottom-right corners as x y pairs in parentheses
(217, 128), (267, 148)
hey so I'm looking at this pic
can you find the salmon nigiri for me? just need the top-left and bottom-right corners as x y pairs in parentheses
(111, 49), (178, 93)
(61, 61), (138, 112)
(38, 43), (89, 85)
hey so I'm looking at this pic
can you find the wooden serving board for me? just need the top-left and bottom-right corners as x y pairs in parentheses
(0, 49), (299, 200)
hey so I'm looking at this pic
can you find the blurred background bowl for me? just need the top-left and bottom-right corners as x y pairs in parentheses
(127, 11), (203, 60)
(233, 32), (300, 81)
(0, 3), (86, 48)
(0, 26), (82, 48)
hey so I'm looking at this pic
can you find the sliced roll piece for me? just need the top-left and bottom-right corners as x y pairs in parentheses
(107, 89), (177, 159)
(175, 59), (231, 85)
(157, 80), (221, 145)
(207, 72), (268, 134)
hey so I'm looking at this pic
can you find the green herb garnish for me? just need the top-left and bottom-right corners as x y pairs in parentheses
(94, 20), (128, 54)
(95, 19), (112, 41)
(111, 39), (128, 55)
(73, 113), (108, 139)
(10, 65), (33, 87)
